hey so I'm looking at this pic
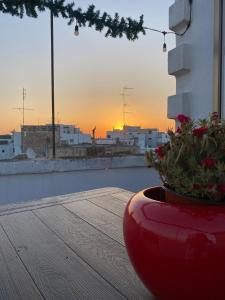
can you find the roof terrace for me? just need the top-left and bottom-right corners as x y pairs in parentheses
(0, 187), (154, 300)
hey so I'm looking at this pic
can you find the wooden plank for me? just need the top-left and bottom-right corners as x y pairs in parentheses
(0, 225), (43, 300)
(0, 192), (83, 214)
(64, 200), (125, 245)
(84, 187), (124, 196)
(0, 193), (85, 216)
(34, 205), (152, 300)
(111, 191), (134, 202)
(0, 211), (125, 300)
(87, 195), (128, 218)
(0, 187), (125, 217)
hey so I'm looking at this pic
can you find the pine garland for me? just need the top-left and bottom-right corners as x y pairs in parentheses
(0, 0), (146, 40)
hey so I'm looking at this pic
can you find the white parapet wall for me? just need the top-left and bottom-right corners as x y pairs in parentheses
(0, 156), (147, 176)
(168, 43), (191, 76)
(168, 92), (192, 119)
(168, 0), (220, 120)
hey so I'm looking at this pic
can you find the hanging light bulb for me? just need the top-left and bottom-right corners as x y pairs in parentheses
(74, 24), (79, 36)
(162, 32), (167, 53)
(163, 43), (167, 52)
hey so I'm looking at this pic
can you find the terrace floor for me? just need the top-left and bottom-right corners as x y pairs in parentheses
(0, 187), (155, 300)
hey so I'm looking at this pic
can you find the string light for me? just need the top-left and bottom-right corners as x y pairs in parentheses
(74, 22), (79, 36)
(163, 31), (167, 52)
(144, 0), (192, 53)
(143, 27), (173, 53)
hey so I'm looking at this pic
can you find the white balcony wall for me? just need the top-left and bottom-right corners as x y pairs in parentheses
(168, 0), (216, 120)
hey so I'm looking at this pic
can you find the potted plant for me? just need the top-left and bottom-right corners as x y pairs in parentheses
(123, 113), (225, 300)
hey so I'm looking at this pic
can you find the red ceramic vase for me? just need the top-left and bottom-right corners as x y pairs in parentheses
(123, 186), (225, 300)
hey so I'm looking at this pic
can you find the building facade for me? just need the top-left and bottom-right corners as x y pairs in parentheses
(59, 125), (91, 145)
(0, 135), (14, 160)
(21, 124), (92, 158)
(168, 0), (223, 120)
(106, 126), (168, 153)
(12, 131), (22, 157)
(0, 133), (22, 160)
(46, 144), (138, 159)
(22, 125), (61, 157)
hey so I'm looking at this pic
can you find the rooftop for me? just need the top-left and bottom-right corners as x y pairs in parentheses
(0, 187), (154, 300)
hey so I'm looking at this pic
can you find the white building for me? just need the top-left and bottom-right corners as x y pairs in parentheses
(168, 0), (223, 120)
(0, 132), (22, 160)
(12, 131), (22, 156)
(105, 126), (167, 153)
(158, 132), (170, 145)
(0, 135), (14, 160)
(59, 125), (92, 145)
(96, 138), (116, 145)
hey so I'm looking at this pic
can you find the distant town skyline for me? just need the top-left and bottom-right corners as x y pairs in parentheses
(0, 0), (175, 137)
(8, 122), (167, 140)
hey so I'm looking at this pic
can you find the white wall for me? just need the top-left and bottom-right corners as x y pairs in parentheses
(168, 0), (216, 120)
(0, 156), (147, 176)
(59, 124), (91, 145)
(96, 139), (116, 145)
(107, 127), (160, 149)
(13, 132), (22, 156)
(61, 133), (91, 145)
(0, 143), (14, 160)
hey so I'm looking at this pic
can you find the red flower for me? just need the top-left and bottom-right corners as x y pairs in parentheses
(193, 183), (201, 190)
(192, 127), (208, 137)
(218, 184), (225, 194)
(155, 146), (164, 159)
(176, 127), (182, 134)
(176, 114), (190, 123)
(207, 183), (214, 190)
(201, 158), (216, 168)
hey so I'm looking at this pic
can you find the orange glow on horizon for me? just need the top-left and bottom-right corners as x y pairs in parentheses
(0, 117), (174, 137)
(0, 1), (176, 140)
(113, 123), (124, 130)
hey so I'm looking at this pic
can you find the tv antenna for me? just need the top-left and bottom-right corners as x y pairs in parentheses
(120, 86), (133, 127)
(13, 88), (34, 127)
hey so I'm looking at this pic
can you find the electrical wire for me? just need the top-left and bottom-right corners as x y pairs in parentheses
(176, 0), (193, 36)
(143, 0), (193, 51)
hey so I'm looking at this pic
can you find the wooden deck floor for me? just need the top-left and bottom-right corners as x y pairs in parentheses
(0, 187), (155, 300)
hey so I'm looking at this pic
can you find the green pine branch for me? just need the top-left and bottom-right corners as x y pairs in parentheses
(0, 0), (146, 40)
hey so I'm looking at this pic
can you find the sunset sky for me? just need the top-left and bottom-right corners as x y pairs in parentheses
(0, 0), (175, 137)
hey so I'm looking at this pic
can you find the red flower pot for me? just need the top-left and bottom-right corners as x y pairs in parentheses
(123, 186), (225, 300)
